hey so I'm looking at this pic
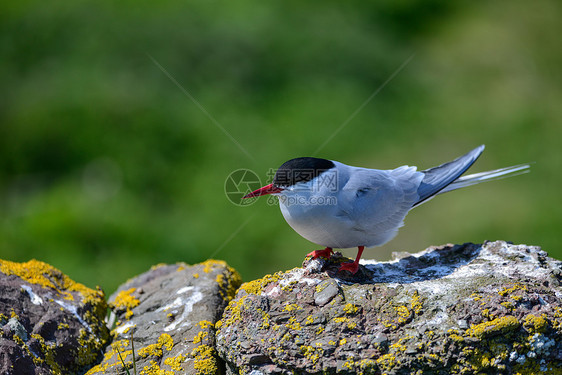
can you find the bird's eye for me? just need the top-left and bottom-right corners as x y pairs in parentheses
(356, 187), (370, 197)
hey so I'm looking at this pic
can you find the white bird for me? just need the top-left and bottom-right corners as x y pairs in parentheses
(243, 145), (529, 274)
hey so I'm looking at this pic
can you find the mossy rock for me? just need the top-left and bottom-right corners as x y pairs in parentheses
(216, 241), (562, 374)
(86, 259), (241, 375)
(0, 259), (109, 375)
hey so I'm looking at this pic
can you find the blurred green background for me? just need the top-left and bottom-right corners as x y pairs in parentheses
(1, 1), (560, 294)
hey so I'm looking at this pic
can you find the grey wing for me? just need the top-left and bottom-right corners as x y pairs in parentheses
(338, 166), (423, 238)
(414, 145), (485, 206)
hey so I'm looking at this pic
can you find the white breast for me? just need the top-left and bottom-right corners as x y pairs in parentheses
(277, 162), (422, 249)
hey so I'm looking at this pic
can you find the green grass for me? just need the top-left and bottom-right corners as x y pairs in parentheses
(0, 0), (560, 294)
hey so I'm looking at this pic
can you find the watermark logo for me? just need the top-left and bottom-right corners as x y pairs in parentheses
(224, 169), (262, 206)
(266, 168), (338, 192)
(278, 194), (337, 207)
(225, 168), (339, 206)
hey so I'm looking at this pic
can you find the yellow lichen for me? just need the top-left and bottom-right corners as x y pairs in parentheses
(395, 305), (410, 318)
(28, 333), (63, 374)
(198, 320), (214, 329)
(470, 292), (482, 301)
(376, 353), (398, 371)
(163, 354), (187, 371)
(449, 333), (465, 343)
(467, 316), (520, 339)
(343, 303), (359, 315)
(202, 259), (228, 274)
(240, 272), (281, 295)
(300, 345), (323, 365)
(193, 330), (208, 344)
(283, 303), (300, 312)
(75, 327), (108, 367)
(1, 259), (109, 373)
(260, 310), (271, 329)
(85, 339), (133, 374)
(410, 291), (423, 314)
(0, 259), (104, 305)
(523, 314), (548, 334)
(215, 265), (242, 303)
(140, 360), (174, 375)
(216, 294), (247, 332)
(380, 318), (398, 330)
(137, 333), (174, 358)
(191, 345), (219, 375)
(286, 316), (302, 331)
(501, 301), (515, 310)
(110, 288), (140, 320)
(498, 283), (527, 297)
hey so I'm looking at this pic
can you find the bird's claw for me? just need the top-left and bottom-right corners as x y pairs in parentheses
(338, 261), (359, 274)
(306, 247), (334, 259)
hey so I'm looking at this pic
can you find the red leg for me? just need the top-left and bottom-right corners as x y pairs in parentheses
(306, 247), (334, 259)
(338, 246), (365, 274)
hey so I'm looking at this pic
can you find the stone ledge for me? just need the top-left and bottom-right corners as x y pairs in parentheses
(216, 241), (562, 374)
(2, 241), (561, 374)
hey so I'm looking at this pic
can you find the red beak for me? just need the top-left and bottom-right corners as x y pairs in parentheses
(243, 183), (283, 199)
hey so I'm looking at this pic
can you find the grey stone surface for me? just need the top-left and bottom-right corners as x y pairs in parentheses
(216, 241), (562, 374)
(0, 259), (109, 375)
(86, 259), (241, 375)
(314, 279), (340, 306)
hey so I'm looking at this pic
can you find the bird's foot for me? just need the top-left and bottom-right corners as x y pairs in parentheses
(338, 261), (359, 274)
(306, 247), (334, 259)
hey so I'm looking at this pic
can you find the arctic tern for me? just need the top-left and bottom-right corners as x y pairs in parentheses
(243, 145), (529, 274)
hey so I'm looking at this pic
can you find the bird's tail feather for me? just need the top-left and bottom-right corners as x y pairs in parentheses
(438, 163), (531, 194)
(414, 145), (485, 206)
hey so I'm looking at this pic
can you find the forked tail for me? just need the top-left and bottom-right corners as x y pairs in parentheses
(438, 163), (530, 194)
(413, 145), (530, 207)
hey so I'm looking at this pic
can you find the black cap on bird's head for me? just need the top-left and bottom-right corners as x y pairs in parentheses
(243, 157), (335, 198)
